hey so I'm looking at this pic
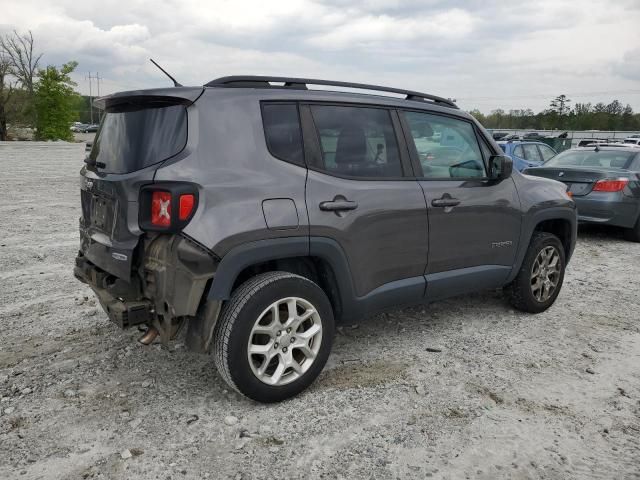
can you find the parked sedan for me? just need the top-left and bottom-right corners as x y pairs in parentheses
(497, 140), (557, 171)
(523, 146), (640, 241)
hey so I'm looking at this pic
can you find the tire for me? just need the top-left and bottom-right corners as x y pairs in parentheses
(623, 216), (640, 242)
(213, 272), (334, 403)
(506, 232), (566, 313)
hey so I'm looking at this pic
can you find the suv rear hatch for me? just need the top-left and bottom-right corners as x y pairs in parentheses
(78, 87), (203, 281)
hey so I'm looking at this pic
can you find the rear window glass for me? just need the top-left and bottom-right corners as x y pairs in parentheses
(90, 103), (187, 174)
(545, 150), (635, 169)
(262, 104), (304, 165)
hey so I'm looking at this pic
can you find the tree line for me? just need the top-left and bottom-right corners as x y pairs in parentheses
(0, 30), (80, 141)
(469, 95), (640, 132)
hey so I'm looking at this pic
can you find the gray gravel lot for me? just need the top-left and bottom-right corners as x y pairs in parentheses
(1, 142), (639, 480)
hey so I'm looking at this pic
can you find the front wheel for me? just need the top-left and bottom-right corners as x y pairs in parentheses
(506, 232), (566, 313)
(213, 272), (334, 403)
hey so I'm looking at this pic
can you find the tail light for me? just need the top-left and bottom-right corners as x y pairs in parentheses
(179, 194), (196, 221)
(592, 178), (629, 192)
(140, 183), (199, 232)
(151, 191), (172, 227)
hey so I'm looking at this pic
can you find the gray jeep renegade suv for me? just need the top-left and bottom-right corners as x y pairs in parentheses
(74, 76), (577, 402)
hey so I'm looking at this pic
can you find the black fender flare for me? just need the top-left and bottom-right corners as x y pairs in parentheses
(506, 206), (577, 284)
(207, 237), (357, 310)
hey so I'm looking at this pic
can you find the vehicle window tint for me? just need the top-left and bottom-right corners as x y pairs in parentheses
(91, 103), (187, 174)
(522, 144), (542, 163)
(262, 104), (304, 165)
(403, 111), (486, 179)
(513, 145), (524, 157)
(538, 144), (556, 162)
(310, 105), (402, 178)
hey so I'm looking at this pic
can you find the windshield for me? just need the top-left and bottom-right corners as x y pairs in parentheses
(544, 150), (635, 169)
(89, 103), (187, 174)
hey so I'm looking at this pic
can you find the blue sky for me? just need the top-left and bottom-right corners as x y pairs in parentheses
(2, 0), (639, 112)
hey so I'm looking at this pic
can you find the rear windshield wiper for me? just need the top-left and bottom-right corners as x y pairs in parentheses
(84, 157), (106, 169)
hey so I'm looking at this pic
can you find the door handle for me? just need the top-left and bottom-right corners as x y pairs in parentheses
(431, 196), (460, 208)
(319, 199), (358, 212)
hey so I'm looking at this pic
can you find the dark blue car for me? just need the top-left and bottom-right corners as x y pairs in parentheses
(497, 141), (557, 171)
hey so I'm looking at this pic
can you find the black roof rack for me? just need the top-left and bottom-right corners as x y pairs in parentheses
(205, 75), (458, 109)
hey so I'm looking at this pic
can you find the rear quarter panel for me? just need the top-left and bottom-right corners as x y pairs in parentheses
(153, 90), (310, 256)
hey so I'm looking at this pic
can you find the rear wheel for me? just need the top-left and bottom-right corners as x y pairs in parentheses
(506, 232), (566, 313)
(623, 216), (640, 242)
(213, 272), (334, 403)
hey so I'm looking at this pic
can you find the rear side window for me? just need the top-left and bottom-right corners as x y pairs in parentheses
(513, 145), (524, 158)
(262, 104), (304, 165)
(90, 103), (187, 174)
(310, 105), (402, 178)
(523, 144), (542, 163)
(538, 144), (556, 162)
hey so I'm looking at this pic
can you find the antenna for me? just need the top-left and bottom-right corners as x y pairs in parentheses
(149, 58), (182, 87)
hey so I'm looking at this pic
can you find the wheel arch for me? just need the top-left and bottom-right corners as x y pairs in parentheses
(207, 237), (356, 322)
(507, 207), (577, 284)
(534, 218), (573, 259)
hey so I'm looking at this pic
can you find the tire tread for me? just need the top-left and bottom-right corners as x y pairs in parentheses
(506, 232), (565, 313)
(213, 272), (306, 395)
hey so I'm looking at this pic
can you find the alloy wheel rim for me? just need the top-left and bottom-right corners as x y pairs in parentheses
(247, 297), (323, 386)
(530, 246), (561, 302)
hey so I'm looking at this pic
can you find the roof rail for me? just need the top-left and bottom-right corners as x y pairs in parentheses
(205, 75), (458, 109)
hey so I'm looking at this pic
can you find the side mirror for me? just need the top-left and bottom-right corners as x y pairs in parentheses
(488, 155), (513, 180)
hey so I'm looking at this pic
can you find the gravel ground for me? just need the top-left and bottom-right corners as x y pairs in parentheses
(1, 143), (639, 480)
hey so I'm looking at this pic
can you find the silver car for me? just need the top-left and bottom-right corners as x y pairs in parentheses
(524, 146), (640, 241)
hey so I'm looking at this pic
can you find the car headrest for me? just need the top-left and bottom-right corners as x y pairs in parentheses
(335, 126), (367, 164)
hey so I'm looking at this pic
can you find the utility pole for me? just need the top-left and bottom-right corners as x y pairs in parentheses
(86, 72), (94, 124)
(85, 72), (102, 124)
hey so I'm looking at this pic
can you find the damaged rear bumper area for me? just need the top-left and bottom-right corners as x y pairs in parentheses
(74, 234), (221, 353)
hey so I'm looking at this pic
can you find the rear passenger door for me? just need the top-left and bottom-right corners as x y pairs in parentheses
(301, 103), (429, 300)
(399, 110), (521, 300)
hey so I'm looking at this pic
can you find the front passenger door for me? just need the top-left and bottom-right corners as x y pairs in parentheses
(400, 111), (522, 299)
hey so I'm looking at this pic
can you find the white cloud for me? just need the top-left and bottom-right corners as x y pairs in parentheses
(306, 9), (475, 49)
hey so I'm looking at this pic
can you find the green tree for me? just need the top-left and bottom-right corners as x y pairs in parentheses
(550, 94), (571, 116)
(468, 109), (486, 125)
(34, 61), (81, 140)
